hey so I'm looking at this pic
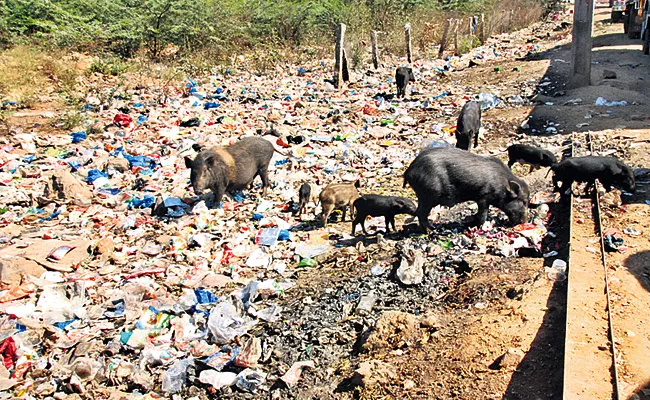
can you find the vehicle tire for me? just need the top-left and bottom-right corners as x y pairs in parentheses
(612, 11), (623, 23)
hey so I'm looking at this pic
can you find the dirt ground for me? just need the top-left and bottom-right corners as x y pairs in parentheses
(2, 5), (649, 400)
(345, 6), (650, 400)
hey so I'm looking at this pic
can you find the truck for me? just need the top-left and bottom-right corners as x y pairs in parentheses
(622, 0), (644, 39)
(611, 0), (626, 22)
(620, 0), (650, 54)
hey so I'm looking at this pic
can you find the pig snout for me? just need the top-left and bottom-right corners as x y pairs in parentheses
(401, 199), (417, 215)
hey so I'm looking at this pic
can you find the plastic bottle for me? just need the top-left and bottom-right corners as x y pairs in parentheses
(356, 291), (377, 316)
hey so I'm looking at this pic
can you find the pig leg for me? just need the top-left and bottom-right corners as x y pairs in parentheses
(528, 165), (535, 174)
(415, 200), (434, 232)
(383, 216), (391, 233)
(321, 203), (334, 227)
(473, 131), (479, 149)
(211, 186), (225, 207)
(258, 167), (270, 197)
(507, 159), (515, 169)
(474, 200), (489, 226)
(353, 213), (368, 235)
(390, 215), (397, 232)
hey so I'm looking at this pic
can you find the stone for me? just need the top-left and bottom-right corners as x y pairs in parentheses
(497, 348), (525, 368)
(603, 69), (617, 79)
(420, 312), (440, 329)
(354, 360), (396, 387)
(363, 311), (422, 353)
(106, 157), (130, 173)
(43, 169), (93, 207)
(0, 255), (46, 285)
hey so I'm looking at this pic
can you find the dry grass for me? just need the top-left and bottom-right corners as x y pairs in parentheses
(0, 45), (81, 108)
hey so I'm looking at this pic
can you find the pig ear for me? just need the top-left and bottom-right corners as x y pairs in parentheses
(610, 163), (623, 176)
(184, 156), (194, 169)
(205, 156), (217, 167)
(192, 144), (203, 152)
(507, 180), (521, 199)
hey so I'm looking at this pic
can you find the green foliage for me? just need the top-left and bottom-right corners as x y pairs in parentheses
(0, 0), (547, 60)
(88, 57), (128, 76)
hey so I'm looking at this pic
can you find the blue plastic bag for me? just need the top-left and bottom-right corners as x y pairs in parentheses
(194, 289), (218, 304)
(71, 131), (86, 143)
(86, 169), (108, 183)
(204, 101), (220, 110)
(129, 195), (155, 209)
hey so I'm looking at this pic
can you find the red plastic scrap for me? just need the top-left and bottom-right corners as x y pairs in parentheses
(0, 337), (17, 369)
(113, 113), (133, 128)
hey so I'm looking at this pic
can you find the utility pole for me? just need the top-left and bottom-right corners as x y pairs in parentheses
(334, 23), (346, 89)
(371, 31), (379, 69)
(405, 23), (412, 63)
(571, 0), (595, 87)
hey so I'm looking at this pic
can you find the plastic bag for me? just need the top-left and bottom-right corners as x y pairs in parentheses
(162, 357), (193, 394)
(71, 131), (87, 143)
(235, 368), (267, 393)
(199, 370), (237, 389)
(208, 297), (256, 344)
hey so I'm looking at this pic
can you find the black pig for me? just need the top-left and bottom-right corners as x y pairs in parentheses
(551, 156), (635, 196)
(297, 182), (311, 215)
(395, 67), (416, 98)
(507, 144), (558, 173)
(455, 101), (481, 151)
(403, 147), (530, 232)
(351, 195), (417, 235)
(184, 137), (275, 205)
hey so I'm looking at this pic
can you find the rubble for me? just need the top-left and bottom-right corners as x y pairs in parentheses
(495, 348), (525, 369)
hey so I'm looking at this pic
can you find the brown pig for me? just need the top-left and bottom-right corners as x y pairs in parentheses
(319, 180), (361, 227)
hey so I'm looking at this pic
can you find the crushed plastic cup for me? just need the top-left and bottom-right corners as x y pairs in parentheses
(545, 259), (567, 281)
(551, 259), (567, 274)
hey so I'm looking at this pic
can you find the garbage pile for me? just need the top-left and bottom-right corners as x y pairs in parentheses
(0, 17), (574, 399)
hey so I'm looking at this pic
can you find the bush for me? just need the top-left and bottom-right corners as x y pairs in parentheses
(0, 0), (549, 63)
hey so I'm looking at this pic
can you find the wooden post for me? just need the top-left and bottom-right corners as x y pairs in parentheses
(454, 19), (460, 55)
(438, 18), (452, 58)
(468, 17), (473, 36)
(405, 23), (412, 63)
(571, 0), (595, 87)
(480, 13), (485, 43)
(508, 10), (514, 32)
(342, 48), (350, 83)
(371, 30), (379, 69)
(334, 23), (346, 89)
